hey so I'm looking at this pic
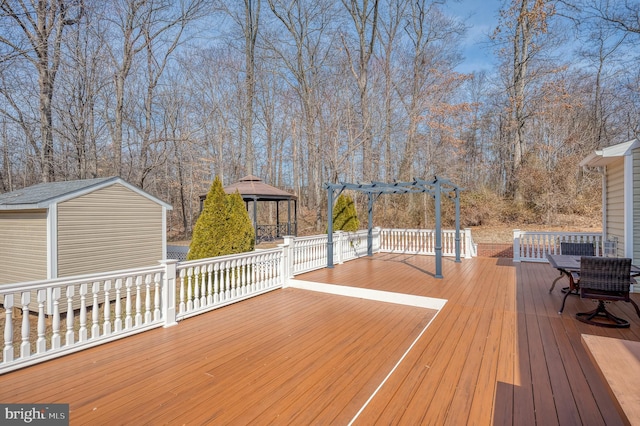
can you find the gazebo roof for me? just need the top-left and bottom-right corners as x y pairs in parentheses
(224, 175), (297, 201)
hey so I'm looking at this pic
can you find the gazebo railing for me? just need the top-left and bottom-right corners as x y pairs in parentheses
(256, 222), (298, 242)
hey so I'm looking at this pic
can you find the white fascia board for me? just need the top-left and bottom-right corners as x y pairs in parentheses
(580, 139), (640, 167)
(624, 154), (634, 257)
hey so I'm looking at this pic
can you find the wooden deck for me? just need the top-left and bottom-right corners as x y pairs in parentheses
(2, 254), (640, 425)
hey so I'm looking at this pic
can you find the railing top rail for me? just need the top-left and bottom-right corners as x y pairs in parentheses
(177, 247), (283, 269)
(380, 228), (463, 232)
(516, 231), (602, 236)
(0, 264), (165, 294)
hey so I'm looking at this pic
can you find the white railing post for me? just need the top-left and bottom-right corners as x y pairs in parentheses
(160, 259), (178, 327)
(464, 228), (471, 259)
(513, 229), (521, 262)
(281, 236), (295, 286)
(335, 231), (344, 264)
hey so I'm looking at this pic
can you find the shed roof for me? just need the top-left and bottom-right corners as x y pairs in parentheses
(0, 177), (172, 211)
(580, 139), (640, 167)
(224, 175), (297, 201)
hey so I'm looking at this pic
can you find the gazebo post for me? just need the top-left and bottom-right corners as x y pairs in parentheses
(276, 200), (280, 237)
(287, 199), (291, 235)
(253, 197), (258, 243)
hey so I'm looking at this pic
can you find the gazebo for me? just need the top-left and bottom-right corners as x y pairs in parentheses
(200, 175), (297, 243)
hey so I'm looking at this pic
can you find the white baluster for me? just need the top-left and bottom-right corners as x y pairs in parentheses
(230, 260), (236, 298)
(20, 291), (30, 358)
(114, 279), (123, 332)
(206, 265), (213, 305)
(200, 266), (207, 307)
(66, 285), (75, 346)
(250, 257), (257, 292)
(213, 263), (220, 303)
(240, 258), (246, 295)
(52, 287), (61, 349)
(193, 266), (200, 310)
(3, 294), (14, 362)
(145, 274), (152, 323)
(178, 269), (186, 314)
(125, 277), (133, 329)
(103, 280), (112, 335)
(186, 268), (193, 311)
(135, 276), (142, 327)
(224, 261), (231, 299)
(154, 273), (161, 321)
(37, 289), (46, 352)
(79, 284), (88, 342)
(91, 283), (100, 339)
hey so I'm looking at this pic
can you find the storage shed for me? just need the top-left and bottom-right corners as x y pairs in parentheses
(0, 177), (172, 285)
(580, 138), (640, 262)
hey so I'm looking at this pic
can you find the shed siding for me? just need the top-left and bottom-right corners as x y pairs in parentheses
(606, 158), (625, 257)
(634, 148), (640, 263)
(57, 184), (162, 277)
(0, 210), (48, 284)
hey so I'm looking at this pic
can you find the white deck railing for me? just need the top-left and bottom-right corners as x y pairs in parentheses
(0, 264), (168, 374)
(176, 248), (283, 320)
(379, 228), (477, 258)
(0, 227), (471, 374)
(513, 230), (604, 262)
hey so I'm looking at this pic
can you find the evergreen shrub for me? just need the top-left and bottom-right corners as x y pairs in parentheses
(188, 177), (255, 260)
(330, 194), (360, 232)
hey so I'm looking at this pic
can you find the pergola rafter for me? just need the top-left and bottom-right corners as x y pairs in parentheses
(326, 176), (463, 278)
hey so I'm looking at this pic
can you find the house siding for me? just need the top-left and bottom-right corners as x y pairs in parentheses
(606, 158), (625, 257)
(634, 148), (640, 263)
(57, 183), (163, 277)
(0, 210), (48, 284)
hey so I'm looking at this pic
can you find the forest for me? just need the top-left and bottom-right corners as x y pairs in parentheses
(0, 0), (638, 238)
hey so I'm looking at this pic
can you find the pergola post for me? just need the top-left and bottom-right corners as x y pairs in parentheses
(455, 187), (461, 263)
(434, 179), (443, 278)
(367, 192), (374, 256)
(327, 188), (335, 268)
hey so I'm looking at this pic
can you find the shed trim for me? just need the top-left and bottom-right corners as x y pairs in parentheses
(0, 177), (173, 211)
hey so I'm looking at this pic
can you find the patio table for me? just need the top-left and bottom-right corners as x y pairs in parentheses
(546, 254), (640, 314)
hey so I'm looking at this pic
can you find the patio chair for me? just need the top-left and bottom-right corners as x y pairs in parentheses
(574, 256), (640, 328)
(549, 242), (596, 293)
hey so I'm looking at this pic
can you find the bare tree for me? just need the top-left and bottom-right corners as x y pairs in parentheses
(341, 0), (379, 181)
(266, 0), (336, 226)
(494, 0), (556, 201)
(102, 0), (209, 177)
(55, 5), (109, 180)
(0, 0), (83, 182)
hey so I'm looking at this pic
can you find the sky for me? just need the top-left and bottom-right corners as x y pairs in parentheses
(444, 0), (504, 74)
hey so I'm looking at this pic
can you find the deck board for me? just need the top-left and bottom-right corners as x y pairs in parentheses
(1, 254), (640, 424)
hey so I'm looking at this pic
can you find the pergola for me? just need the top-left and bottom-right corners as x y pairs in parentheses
(326, 177), (462, 278)
(200, 175), (297, 243)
